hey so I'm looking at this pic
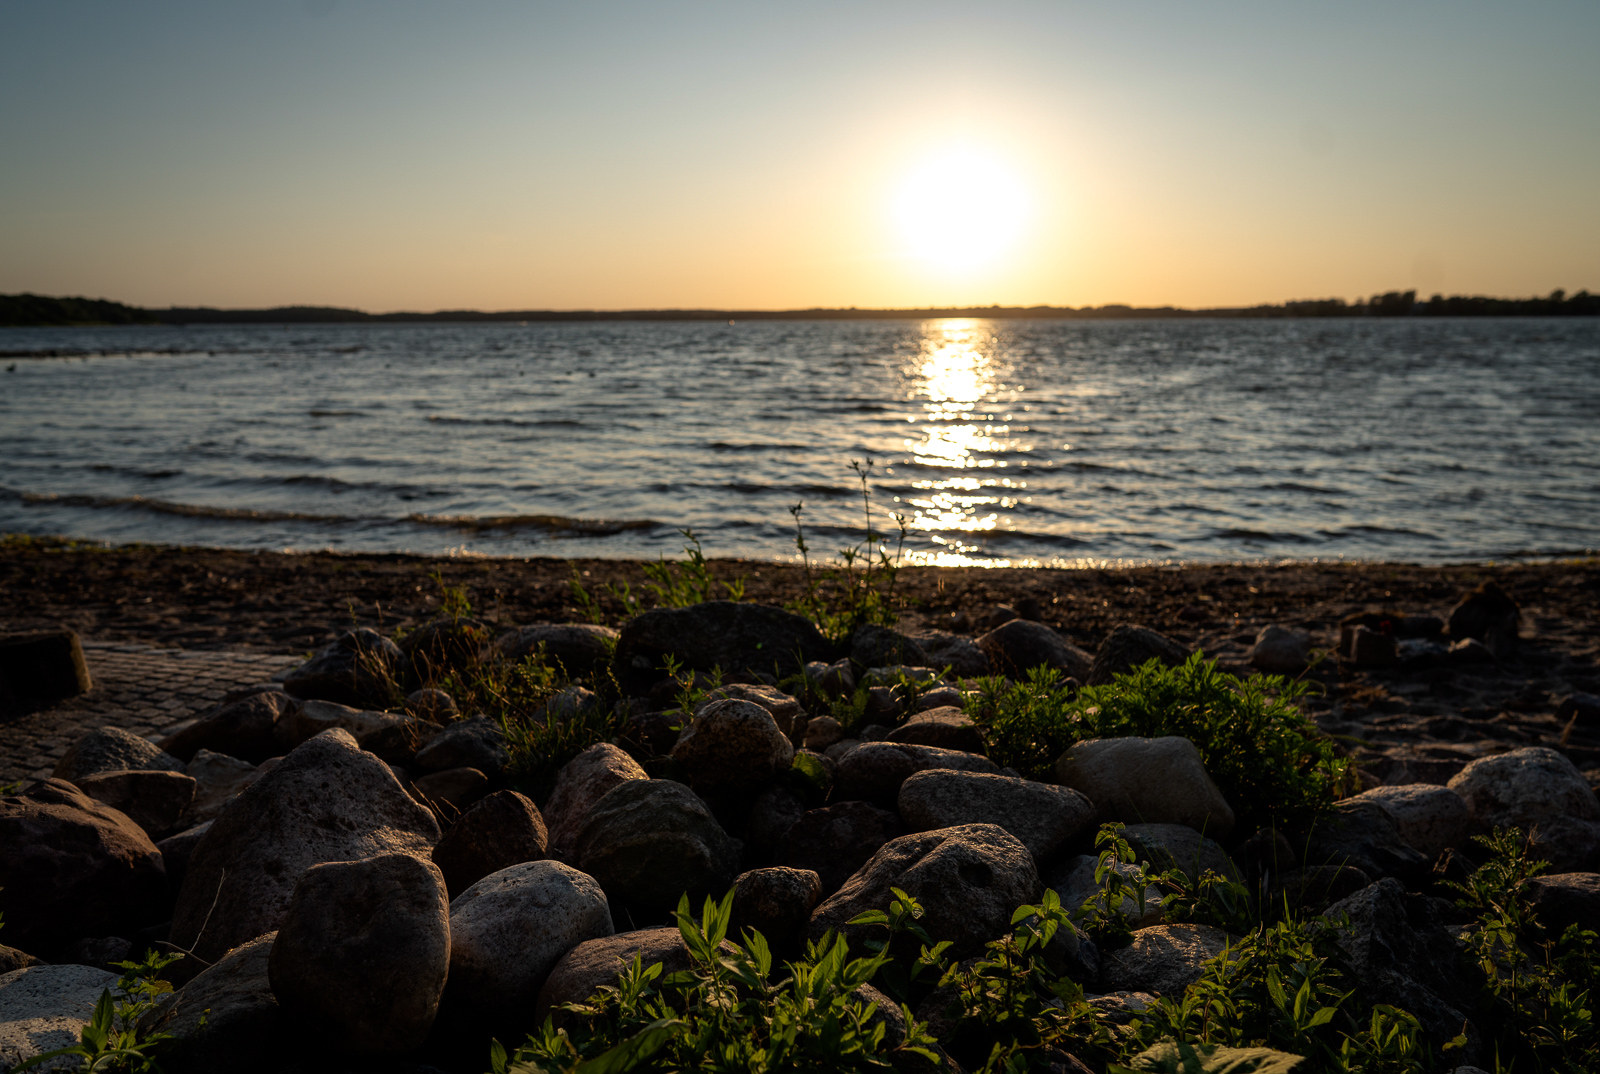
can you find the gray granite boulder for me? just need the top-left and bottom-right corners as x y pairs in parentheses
(694, 683), (806, 740)
(535, 926), (727, 1026)
(432, 789), (548, 897)
(1054, 736), (1235, 838)
(1100, 924), (1231, 995)
(672, 698), (796, 796)
(0, 778), (168, 956)
(268, 854), (450, 1053)
(1046, 854), (1166, 929)
(575, 780), (740, 912)
(807, 823), (1040, 958)
(613, 601), (829, 693)
(897, 769), (1094, 861)
(1347, 783), (1471, 862)
(73, 768), (196, 840)
(782, 800), (905, 894)
(1122, 823), (1240, 884)
(182, 750), (266, 827)
(280, 628), (405, 710)
(446, 861), (614, 1029)
(1448, 747), (1600, 871)
(1088, 626), (1190, 685)
(169, 729), (441, 964)
(976, 620), (1092, 680)
(1249, 625), (1313, 674)
(731, 867), (824, 951)
(138, 935), (280, 1074)
(496, 623), (619, 678)
(159, 690), (292, 764)
(883, 707), (985, 753)
(832, 742), (1000, 806)
(910, 631), (992, 678)
(53, 726), (183, 783)
(0, 964), (120, 1073)
(542, 744), (648, 863)
(412, 716), (509, 777)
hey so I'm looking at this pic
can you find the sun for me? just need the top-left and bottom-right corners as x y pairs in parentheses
(892, 145), (1031, 274)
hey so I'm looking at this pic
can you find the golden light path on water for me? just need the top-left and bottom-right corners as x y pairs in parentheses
(897, 319), (1038, 568)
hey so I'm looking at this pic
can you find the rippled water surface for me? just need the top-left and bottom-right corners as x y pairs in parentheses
(2, 318), (1597, 565)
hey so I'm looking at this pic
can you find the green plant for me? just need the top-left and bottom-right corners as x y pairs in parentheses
(14, 950), (181, 1072)
(1447, 827), (1600, 1072)
(431, 569), (474, 621)
(969, 655), (1347, 834)
(490, 890), (938, 1073)
(570, 531), (746, 625)
(787, 458), (908, 643)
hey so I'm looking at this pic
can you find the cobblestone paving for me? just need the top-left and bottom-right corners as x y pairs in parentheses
(0, 642), (297, 786)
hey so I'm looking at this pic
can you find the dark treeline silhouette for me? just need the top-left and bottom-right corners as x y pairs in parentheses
(2, 289), (1597, 327)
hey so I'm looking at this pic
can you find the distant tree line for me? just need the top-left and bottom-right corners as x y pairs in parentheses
(2, 289), (1596, 327)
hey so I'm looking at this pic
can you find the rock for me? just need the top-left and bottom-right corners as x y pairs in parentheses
(1347, 784), (1471, 861)
(267, 854), (450, 1053)
(0, 948), (41, 977)
(52, 726), (183, 783)
(1046, 854), (1165, 928)
(280, 628), (405, 710)
(782, 801), (905, 894)
(671, 698), (796, 797)
(0, 778), (167, 956)
(157, 822), (212, 893)
(1447, 581), (1519, 657)
(910, 631), (992, 678)
(1302, 801), (1430, 883)
(398, 617), (493, 687)
(1054, 736), (1235, 839)
(0, 630), (91, 718)
(496, 623), (619, 678)
(731, 867), (823, 951)
(404, 687), (458, 723)
(803, 659), (856, 698)
(61, 937), (134, 973)
(139, 935), (281, 1074)
(1122, 823), (1240, 883)
(1526, 873), (1600, 936)
(412, 716), (509, 776)
(73, 768), (196, 839)
(432, 790), (548, 897)
(1100, 924), (1231, 995)
(976, 620), (1093, 680)
(0, 964), (120, 1072)
(273, 698), (412, 752)
(859, 665), (941, 690)
(614, 601), (829, 693)
(913, 685), (966, 712)
(542, 744), (649, 863)
(1276, 864), (1374, 912)
(1344, 624), (1399, 668)
(802, 715), (845, 753)
(1325, 879), (1482, 1057)
(695, 684), (806, 740)
(413, 766), (489, 810)
(807, 823), (1040, 958)
(534, 927), (718, 1026)
(897, 769), (1094, 861)
(622, 710), (683, 757)
(1446, 637), (1496, 665)
(169, 729), (441, 964)
(574, 780), (740, 912)
(1557, 693), (1600, 729)
(446, 861), (613, 1029)
(159, 690), (293, 764)
(851, 625), (929, 669)
(883, 707), (986, 753)
(542, 685), (604, 724)
(1088, 626), (1190, 685)
(1448, 747), (1600, 870)
(182, 750), (265, 826)
(1248, 625), (1313, 674)
(1086, 990), (1156, 1026)
(832, 742), (1000, 806)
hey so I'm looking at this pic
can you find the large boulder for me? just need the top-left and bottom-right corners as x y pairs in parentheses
(1526, 873), (1600, 936)
(1302, 801), (1431, 884)
(1100, 924), (1231, 995)
(272, 699), (416, 752)
(267, 854), (450, 1054)
(1446, 582), (1519, 657)
(883, 707), (985, 753)
(73, 768), (196, 840)
(897, 769), (1094, 861)
(1249, 625), (1313, 675)
(412, 716), (509, 777)
(535, 927), (722, 1025)
(0, 629), (91, 717)
(446, 861), (613, 1029)
(280, 628), (405, 710)
(731, 868), (824, 952)
(432, 790), (549, 897)
(397, 617), (493, 687)
(1346, 784), (1471, 862)
(158, 690), (292, 764)
(1121, 823), (1239, 883)
(807, 823), (1040, 958)
(52, 726), (183, 783)
(694, 684), (806, 740)
(0, 778), (167, 956)
(496, 623), (619, 678)
(1046, 854), (1165, 929)
(613, 601), (829, 693)
(909, 631), (992, 678)
(182, 750), (267, 827)
(169, 729), (441, 964)
(542, 744), (648, 863)
(782, 801), (905, 895)
(138, 935), (281, 1074)
(575, 780), (741, 912)
(0, 964), (120, 1072)
(1448, 747), (1600, 871)
(1054, 736), (1235, 839)
(832, 742), (1000, 806)
(1088, 626), (1189, 685)
(850, 625), (929, 670)
(671, 698), (795, 797)
(976, 620), (1092, 680)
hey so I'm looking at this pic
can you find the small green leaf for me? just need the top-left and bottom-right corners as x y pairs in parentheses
(1115, 1040), (1305, 1074)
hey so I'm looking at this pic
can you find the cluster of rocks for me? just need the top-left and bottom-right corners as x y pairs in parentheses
(1, 585), (1594, 1072)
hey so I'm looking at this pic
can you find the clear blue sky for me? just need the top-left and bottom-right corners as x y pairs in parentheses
(2, 0), (1596, 310)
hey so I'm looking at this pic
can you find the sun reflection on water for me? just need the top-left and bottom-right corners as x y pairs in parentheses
(898, 320), (1036, 567)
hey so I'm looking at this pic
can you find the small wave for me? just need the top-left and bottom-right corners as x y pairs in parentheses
(14, 490), (358, 524)
(1321, 524), (1443, 541)
(706, 442), (813, 453)
(426, 415), (585, 429)
(308, 408), (365, 418)
(1212, 527), (1317, 543)
(406, 512), (660, 536)
(87, 463), (183, 480)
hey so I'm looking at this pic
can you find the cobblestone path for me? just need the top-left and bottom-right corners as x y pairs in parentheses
(0, 642), (297, 786)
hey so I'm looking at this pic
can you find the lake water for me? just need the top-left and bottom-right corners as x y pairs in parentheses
(2, 317), (1597, 566)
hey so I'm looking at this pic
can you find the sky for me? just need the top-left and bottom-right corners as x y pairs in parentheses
(2, 1), (1597, 312)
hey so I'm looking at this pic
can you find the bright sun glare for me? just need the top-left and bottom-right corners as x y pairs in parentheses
(892, 146), (1030, 274)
